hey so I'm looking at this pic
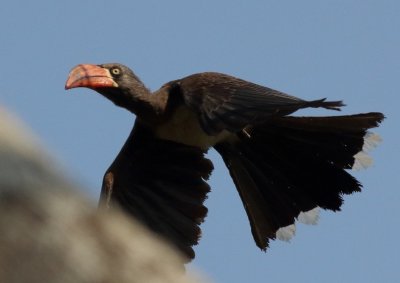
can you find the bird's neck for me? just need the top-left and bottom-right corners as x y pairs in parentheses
(120, 81), (171, 127)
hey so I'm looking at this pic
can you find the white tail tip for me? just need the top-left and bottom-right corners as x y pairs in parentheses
(298, 207), (320, 225)
(362, 132), (382, 152)
(353, 151), (373, 170)
(276, 224), (296, 242)
(352, 131), (382, 170)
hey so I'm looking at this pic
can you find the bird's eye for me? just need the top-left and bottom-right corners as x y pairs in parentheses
(111, 68), (121, 76)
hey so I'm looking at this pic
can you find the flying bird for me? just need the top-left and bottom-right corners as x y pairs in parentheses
(65, 63), (384, 261)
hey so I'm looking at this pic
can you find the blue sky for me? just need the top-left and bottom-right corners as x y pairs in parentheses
(1, 1), (398, 282)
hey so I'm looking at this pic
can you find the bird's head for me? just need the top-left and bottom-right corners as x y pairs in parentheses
(65, 63), (150, 111)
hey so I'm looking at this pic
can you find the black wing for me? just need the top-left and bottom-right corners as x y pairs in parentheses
(176, 72), (344, 135)
(99, 121), (213, 261)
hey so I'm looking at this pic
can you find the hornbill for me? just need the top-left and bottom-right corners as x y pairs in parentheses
(65, 63), (384, 261)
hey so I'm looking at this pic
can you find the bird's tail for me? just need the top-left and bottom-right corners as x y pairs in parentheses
(214, 112), (384, 250)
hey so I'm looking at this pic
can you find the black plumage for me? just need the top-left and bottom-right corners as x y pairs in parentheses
(65, 63), (384, 261)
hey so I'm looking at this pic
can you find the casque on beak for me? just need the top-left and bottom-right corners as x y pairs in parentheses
(65, 64), (118, 90)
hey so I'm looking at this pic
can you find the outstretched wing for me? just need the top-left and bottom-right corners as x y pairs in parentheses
(99, 121), (213, 261)
(175, 72), (344, 135)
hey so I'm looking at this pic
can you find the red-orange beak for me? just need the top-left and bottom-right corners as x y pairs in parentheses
(65, 64), (118, 90)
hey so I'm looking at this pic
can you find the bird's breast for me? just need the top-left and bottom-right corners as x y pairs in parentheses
(154, 106), (230, 149)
